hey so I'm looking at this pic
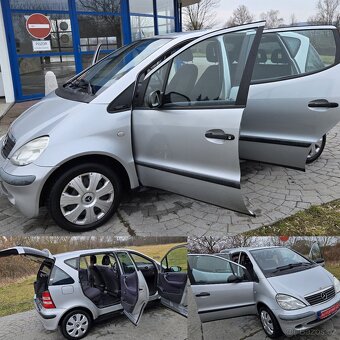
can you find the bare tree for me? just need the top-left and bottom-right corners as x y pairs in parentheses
(290, 14), (298, 26)
(225, 5), (255, 27)
(183, 0), (221, 31)
(317, 0), (340, 24)
(260, 10), (284, 28)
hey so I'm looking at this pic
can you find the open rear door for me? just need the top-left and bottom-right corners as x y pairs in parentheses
(116, 251), (149, 326)
(0, 246), (54, 262)
(240, 26), (340, 170)
(132, 22), (265, 216)
(158, 245), (188, 316)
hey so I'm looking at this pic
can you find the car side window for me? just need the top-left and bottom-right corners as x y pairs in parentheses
(252, 29), (337, 82)
(143, 28), (258, 108)
(161, 246), (187, 273)
(116, 252), (136, 274)
(49, 266), (75, 286)
(188, 255), (246, 285)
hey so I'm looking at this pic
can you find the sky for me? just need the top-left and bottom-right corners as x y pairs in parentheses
(215, 0), (320, 27)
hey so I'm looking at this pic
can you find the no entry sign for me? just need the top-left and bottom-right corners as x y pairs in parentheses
(26, 13), (52, 40)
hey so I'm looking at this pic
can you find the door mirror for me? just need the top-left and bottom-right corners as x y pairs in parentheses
(147, 90), (163, 108)
(92, 43), (105, 65)
(170, 266), (182, 272)
(227, 274), (242, 283)
(314, 258), (325, 265)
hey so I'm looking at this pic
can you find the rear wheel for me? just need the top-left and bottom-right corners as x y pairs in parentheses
(48, 163), (122, 232)
(306, 134), (326, 164)
(60, 309), (92, 340)
(259, 306), (282, 338)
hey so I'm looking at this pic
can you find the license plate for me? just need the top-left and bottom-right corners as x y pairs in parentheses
(317, 302), (340, 320)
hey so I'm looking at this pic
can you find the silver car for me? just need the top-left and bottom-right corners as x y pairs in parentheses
(0, 244), (187, 339)
(1, 22), (340, 231)
(188, 246), (340, 338)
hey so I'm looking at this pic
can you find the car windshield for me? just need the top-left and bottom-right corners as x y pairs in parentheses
(250, 247), (314, 277)
(63, 38), (171, 97)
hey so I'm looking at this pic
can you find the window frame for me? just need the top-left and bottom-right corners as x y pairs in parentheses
(250, 28), (340, 86)
(134, 24), (264, 111)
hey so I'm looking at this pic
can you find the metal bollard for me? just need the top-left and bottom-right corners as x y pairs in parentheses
(45, 71), (58, 95)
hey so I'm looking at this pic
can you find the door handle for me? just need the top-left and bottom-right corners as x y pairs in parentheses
(205, 129), (235, 140)
(195, 292), (210, 297)
(308, 99), (339, 108)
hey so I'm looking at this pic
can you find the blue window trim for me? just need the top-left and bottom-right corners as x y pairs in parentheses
(11, 9), (69, 14)
(76, 11), (121, 16)
(17, 52), (75, 58)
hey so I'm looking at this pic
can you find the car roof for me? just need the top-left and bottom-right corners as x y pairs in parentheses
(54, 248), (145, 260)
(220, 246), (284, 254)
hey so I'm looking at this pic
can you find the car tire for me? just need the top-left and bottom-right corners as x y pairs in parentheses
(259, 305), (283, 338)
(48, 163), (122, 232)
(306, 134), (326, 164)
(60, 309), (92, 340)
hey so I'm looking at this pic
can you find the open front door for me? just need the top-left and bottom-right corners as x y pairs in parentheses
(132, 22), (265, 215)
(158, 245), (188, 316)
(240, 26), (340, 170)
(116, 251), (149, 326)
(0, 246), (54, 262)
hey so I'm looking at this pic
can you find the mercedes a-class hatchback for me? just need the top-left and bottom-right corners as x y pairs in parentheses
(1, 22), (340, 231)
(0, 245), (187, 339)
(188, 246), (340, 338)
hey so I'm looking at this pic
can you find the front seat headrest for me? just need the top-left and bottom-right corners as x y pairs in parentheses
(102, 255), (111, 266)
(206, 42), (218, 62)
(180, 49), (194, 62)
(271, 49), (288, 63)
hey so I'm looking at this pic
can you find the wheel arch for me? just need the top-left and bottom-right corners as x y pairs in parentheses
(40, 154), (132, 207)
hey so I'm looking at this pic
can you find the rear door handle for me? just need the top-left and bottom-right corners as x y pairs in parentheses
(205, 129), (235, 140)
(308, 99), (339, 108)
(195, 292), (210, 297)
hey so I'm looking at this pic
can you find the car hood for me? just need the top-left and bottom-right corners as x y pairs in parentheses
(9, 92), (85, 144)
(267, 265), (334, 299)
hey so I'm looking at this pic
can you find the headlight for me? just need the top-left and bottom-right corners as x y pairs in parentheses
(334, 277), (340, 293)
(11, 136), (49, 166)
(276, 294), (306, 310)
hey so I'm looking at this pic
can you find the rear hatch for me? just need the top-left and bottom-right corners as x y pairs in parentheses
(0, 246), (55, 305)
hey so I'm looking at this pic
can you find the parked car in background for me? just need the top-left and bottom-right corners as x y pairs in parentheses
(189, 246), (340, 338)
(0, 244), (187, 339)
(1, 22), (340, 231)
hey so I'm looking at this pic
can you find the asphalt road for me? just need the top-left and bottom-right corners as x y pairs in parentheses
(0, 304), (187, 340)
(188, 286), (340, 340)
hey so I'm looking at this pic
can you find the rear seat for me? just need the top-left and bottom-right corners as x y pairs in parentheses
(79, 269), (101, 302)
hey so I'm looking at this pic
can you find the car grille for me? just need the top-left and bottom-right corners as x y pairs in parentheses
(305, 286), (335, 306)
(1, 132), (15, 159)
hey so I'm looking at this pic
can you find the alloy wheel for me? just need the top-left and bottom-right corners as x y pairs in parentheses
(307, 136), (324, 161)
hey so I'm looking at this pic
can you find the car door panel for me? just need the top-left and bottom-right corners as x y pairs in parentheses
(188, 254), (256, 323)
(116, 252), (149, 326)
(240, 27), (340, 170)
(133, 22), (265, 215)
(158, 245), (188, 316)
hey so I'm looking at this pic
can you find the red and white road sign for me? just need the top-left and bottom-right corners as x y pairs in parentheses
(26, 13), (52, 40)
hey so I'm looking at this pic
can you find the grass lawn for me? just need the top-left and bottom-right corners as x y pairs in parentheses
(326, 262), (340, 279)
(0, 243), (186, 317)
(245, 200), (340, 236)
(0, 276), (35, 317)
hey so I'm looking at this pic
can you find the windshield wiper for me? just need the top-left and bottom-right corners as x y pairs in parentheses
(273, 262), (311, 272)
(67, 78), (94, 95)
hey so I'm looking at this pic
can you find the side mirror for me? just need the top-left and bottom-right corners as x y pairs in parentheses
(170, 266), (182, 272)
(147, 90), (163, 108)
(227, 274), (242, 283)
(315, 258), (325, 265)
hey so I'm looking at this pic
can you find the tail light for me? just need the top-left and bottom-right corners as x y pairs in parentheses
(42, 291), (56, 309)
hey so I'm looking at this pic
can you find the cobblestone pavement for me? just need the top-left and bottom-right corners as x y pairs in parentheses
(0, 102), (340, 236)
(187, 286), (340, 340)
(0, 304), (187, 340)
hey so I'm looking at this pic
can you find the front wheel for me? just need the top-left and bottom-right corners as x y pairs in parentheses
(259, 306), (283, 338)
(306, 134), (326, 164)
(48, 163), (122, 232)
(60, 309), (92, 339)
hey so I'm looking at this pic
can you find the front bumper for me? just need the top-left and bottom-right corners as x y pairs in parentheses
(276, 295), (340, 336)
(34, 298), (64, 331)
(0, 154), (54, 218)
